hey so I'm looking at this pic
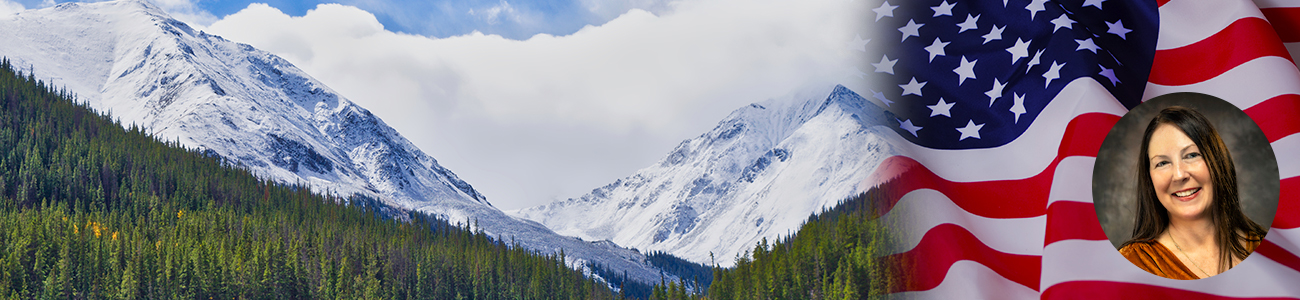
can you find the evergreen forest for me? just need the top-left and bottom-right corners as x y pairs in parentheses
(0, 59), (626, 299)
(643, 182), (898, 300)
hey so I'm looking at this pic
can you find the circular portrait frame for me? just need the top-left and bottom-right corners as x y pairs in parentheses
(1092, 92), (1280, 277)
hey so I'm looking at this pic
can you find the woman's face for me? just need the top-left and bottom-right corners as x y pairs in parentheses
(1148, 124), (1214, 222)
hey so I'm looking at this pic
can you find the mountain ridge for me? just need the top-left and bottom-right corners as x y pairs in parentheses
(512, 83), (896, 267)
(0, 0), (676, 288)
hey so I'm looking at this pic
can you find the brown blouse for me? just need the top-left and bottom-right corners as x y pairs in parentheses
(1119, 238), (1261, 280)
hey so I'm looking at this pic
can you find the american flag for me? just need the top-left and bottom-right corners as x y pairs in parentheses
(857, 0), (1300, 298)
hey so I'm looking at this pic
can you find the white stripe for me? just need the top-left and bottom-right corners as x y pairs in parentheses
(1275, 133), (1300, 178)
(1041, 239), (1300, 297)
(1142, 57), (1300, 108)
(1157, 0), (1265, 50)
(880, 189), (1044, 256)
(1266, 227), (1300, 257)
(1255, 0), (1300, 9)
(894, 261), (1039, 300)
(1046, 157), (1094, 207)
(878, 78), (1125, 183)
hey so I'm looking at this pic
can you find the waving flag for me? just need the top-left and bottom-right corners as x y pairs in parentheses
(858, 0), (1300, 298)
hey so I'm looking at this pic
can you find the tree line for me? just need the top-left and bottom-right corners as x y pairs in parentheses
(0, 58), (626, 299)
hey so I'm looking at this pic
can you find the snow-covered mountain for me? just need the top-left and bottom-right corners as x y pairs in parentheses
(512, 84), (897, 267)
(0, 0), (671, 285)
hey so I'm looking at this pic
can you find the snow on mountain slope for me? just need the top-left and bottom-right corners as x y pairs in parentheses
(0, 0), (671, 285)
(512, 84), (897, 267)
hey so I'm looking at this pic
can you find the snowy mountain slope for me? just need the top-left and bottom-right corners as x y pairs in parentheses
(512, 84), (897, 267)
(0, 0), (672, 285)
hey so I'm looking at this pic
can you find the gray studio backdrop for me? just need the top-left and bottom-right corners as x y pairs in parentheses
(1093, 92), (1280, 249)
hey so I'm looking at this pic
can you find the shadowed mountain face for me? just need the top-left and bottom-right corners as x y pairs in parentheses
(0, 0), (676, 286)
(513, 84), (897, 267)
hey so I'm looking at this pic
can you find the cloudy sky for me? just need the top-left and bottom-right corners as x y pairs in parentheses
(2, 0), (868, 210)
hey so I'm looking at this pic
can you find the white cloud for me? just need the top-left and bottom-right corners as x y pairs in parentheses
(152, 0), (217, 28)
(0, 0), (25, 18)
(206, 0), (864, 210)
(578, 0), (678, 21)
(467, 0), (524, 25)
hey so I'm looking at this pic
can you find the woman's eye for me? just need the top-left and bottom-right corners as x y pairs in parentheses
(1185, 152), (1201, 159)
(1154, 161), (1169, 168)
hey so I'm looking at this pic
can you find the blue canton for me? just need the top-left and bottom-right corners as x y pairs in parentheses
(865, 0), (1157, 149)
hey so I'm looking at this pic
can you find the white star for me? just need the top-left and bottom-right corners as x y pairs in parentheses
(1108, 20), (1133, 40)
(957, 120), (984, 141)
(1050, 13), (1076, 33)
(1007, 38), (1030, 63)
(852, 66), (867, 79)
(873, 1), (898, 21)
(899, 19), (924, 42)
(900, 77), (926, 97)
(1043, 61), (1066, 88)
(849, 34), (870, 52)
(1027, 49), (1044, 72)
(957, 14), (981, 33)
(983, 25), (1005, 44)
(1076, 38), (1100, 53)
(925, 38), (950, 62)
(986, 78), (1006, 107)
(1100, 65), (1120, 86)
(898, 118), (922, 137)
(873, 55), (898, 74)
(1084, 0), (1105, 9)
(1027, 0), (1048, 20)
(932, 0), (955, 17)
(928, 98), (955, 117)
(872, 89), (894, 107)
(954, 56), (978, 85)
(1010, 93), (1027, 123)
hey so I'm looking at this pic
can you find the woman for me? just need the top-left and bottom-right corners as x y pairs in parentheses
(1118, 106), (1266, 279)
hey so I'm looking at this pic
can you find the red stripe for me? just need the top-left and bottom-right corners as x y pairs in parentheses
(1042, 281), (1298, 300)
(872, 113), (1118, 219)
(1273, 177), (1300, 229)
(1044, 201), (1109, 245)
(1156, 0), (1169, 8)
(1256, 240), (1300, 273)
(885, 223), (1041, 293)
(1244, 94), (1300, 143)
(1149, 17), (1294, 86)
(1262, 7), (1300, 43)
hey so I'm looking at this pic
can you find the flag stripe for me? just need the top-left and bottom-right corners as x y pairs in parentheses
(1156, 0), (1266, 49)
(1244, 94), (1300, 142)
(881, 189), (1044, 256)
(871, 113), (1118, 219)
(1042, 281), (1300, 300)
(886, 223), (1041, 293)
(1258, 240), (1300, 274)
(1274, 177), (1300, 229)
(1143, 57), (1300, 107)
(1148, 18), (1293, 86)
(1262, 7), (1300, 42)
(1267, 228), (1300, 260)
(1044, 201), (1108, 245)
(1041, 239), (1300, 297)
(893, 261), (1039, 300)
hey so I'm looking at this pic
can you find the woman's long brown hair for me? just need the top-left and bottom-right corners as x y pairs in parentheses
(1122, 106), (1266, 273)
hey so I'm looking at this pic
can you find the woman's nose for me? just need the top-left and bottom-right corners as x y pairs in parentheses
(1172, 162), (1189, 181)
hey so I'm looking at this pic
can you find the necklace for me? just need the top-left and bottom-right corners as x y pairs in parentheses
(1169, 227), (1212, 278)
